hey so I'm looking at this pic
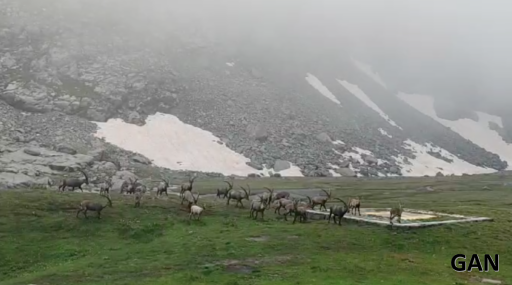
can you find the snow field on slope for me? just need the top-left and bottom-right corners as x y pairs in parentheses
(397, 92), (512, 169)
(94, 113), (303, 177)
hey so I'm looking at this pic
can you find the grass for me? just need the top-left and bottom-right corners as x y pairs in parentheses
(1, 175), (511, 285)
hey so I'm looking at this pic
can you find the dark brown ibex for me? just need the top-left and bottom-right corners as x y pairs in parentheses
(327, 198), (349, 226)
(59, 170), (89, 192)
(76, 194), (113, 219)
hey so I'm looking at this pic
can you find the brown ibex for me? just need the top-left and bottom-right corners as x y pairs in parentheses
(311, 189), (332, 211)
(249, 195), (270, 220)
(390, 202), (403, 225)
(76, 194), (113, 219)
(274, 191), (290, 200)
(59, 170), (89, 192)
(348, 196), (361, 216)
(292, 196), (312, 224)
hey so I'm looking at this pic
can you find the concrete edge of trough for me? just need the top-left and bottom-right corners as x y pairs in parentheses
(306, 208), (493, 228)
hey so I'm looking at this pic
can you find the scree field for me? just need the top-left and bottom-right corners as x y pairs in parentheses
(0, 175), (511, 285)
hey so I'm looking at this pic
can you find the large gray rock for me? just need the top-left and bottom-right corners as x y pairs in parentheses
(273, 160), (291, 172)
(0, 147), (94, 173)
(111, 170), (138, 192)
(336, 167), (356, 177)
(0, 172), (35, 188)
(316, 133), (331, 142)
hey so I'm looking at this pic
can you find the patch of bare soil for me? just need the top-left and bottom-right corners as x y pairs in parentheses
(215, 255), (294, 274)
(245, 236), (269, 242)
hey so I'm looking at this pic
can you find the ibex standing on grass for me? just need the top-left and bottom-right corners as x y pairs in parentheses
(134, 191), (143, 208)
(180, 175), (197, 195)
(327, 198), (349, 226)
(76, 194), (113, 219)
(99, 178), (112, 196)
(250, 195), (270, 220)
(189, 194), (205, 221)
(59, 170), (89, 192)
(311, 189), (332, 211)
(292, 196), (312, 224)
(216, 180), (233, 199)
(157, 177), (171, 197)
(226, 185), (251, 208)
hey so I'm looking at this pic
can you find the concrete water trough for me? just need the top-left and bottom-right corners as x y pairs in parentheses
(306, 208), (493, 228)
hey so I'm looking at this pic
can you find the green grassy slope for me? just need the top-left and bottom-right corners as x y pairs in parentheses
(0, 175), (510, 285)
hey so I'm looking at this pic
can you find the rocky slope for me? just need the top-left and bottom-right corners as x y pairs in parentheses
(0, 0), (509, 188)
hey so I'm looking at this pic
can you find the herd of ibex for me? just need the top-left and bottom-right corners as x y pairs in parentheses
(60, 171), (403, 225)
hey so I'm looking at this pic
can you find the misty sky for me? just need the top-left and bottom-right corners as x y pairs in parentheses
(5, 0), (512, 106)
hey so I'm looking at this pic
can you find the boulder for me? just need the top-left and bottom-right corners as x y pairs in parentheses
(273, 160), (291, 172)
(336, 167), (356, 177)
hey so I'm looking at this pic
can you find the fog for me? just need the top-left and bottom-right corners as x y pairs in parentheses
(4, 0), (512, 110)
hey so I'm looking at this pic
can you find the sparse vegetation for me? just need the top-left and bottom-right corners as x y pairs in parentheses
(1, 175), (511, 285)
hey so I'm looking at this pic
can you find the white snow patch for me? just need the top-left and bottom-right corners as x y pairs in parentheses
(94, 113), (303, 177)
(337, 79), (402, 130)
(305, 73), (342, 106)
(378, 128), (392, 138)
(332, 140), (345, 145)
(397, 93), (512, 169)
(327, 163), (339, 169)
(351, 57), (388, 89)
(395, 139), (496, 177)
(226, 62), (235, 67)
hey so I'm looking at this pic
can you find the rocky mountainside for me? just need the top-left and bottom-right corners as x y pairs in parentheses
(0, 0), (509, 188)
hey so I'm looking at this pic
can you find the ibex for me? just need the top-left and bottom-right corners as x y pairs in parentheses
(249, 195), (270, 220)
(58, 170), (89, 192)
(216, 180), (233, 199)
(99, 178), (112, 196)
(157, 177), (171, 196)
(120, 180), (130, 194)
(134, 191), (143, 208)
(348, 196), (361, 216)
(127, 178), (145, 194)
(261, 187), (275, 204)
(189, 193), (205, 220)
(180, 175), (197, 195)
(274, 191), (290, 200)
(389, 202), (403, 225)
(327, 198), (349, 226)
(281, 199), (299, 221)
(311, 189), (332, 211)
(181, 190), (197, 206)
(226, 185), (251, 208)
(292, 196), (312, 224)
(76, 194), (113, 219)
(273, 198), (293, 214)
